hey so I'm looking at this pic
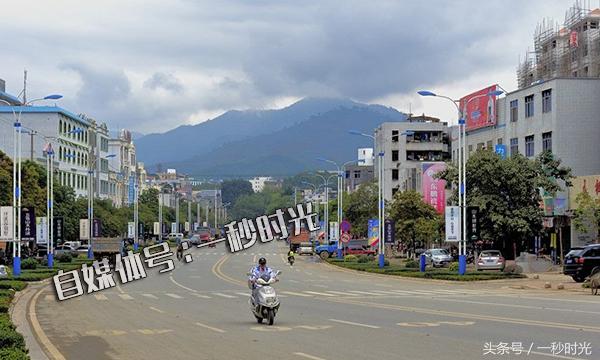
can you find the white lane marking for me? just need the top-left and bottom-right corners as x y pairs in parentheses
(348, 290), (385, 296)
(142, 294), (159, 299)
(169, 275), (198, 293)
(165, 293), (183, 299)
(94, 294), (108, 300)
(213, 292), (237, 299)
(304, 291), (337, 297)
(192, 293), (212, 299)
(195, 322), (227, 333)
(328, 319), (380, 329)
(118, 294), (134, 300)
(325, 291), (360, 296)
(281, 291), (313, 297)
(149, 306), (164, 313)
(293, 352), (327, 360)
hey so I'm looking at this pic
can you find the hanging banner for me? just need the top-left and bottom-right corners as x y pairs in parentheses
(36, 217), (48, 244)
(422, 162), (447, 214)
(80, 219), (89, 240)
(0, 206), (13, 240)
(153, 222), (160, 235)
(20, 207), (36, 241)
(53, 217), (64, 243)
(466, 206), (480, 241)
(127, 176), (135, 205)
(184, 222), (190, 232)
(329, 221), (339, 241)
(138, 222), (144, 238)
(93, 218), (102, 238)
(445, 206), (460, 242)
(368, 219), (379, 248)
(384, 219), (395, 244)
(171, 222), (177, 233)
(127, 222), (135, 238)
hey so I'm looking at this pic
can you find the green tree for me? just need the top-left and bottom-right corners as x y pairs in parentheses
(387, 190), (441, 254)
(221, 179), (253, 205)
(572, 190), (600, 243)
(342, 181), (377, 237)
(0, 150), (12, 206)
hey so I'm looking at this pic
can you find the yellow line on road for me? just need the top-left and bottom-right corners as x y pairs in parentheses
(327, 297), (600, 333)
(212, 254), (246, 287)
(29, 288), (66, 360)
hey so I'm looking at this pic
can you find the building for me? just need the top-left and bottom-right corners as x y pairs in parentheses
(344, 164), (374, 193)
(249, 176), (273, 193)
(375, 114), (451, 201)
(108, 129), (138, 207)
(357, 148), (373, 166)
(518, 3), (600, 88)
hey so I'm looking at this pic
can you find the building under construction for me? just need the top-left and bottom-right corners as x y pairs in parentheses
(517, 1), (600, 88)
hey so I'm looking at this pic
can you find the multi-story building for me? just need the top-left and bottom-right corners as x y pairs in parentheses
(249, 177), (273, 193)
(344, 148), (374, 193)
(375, 115), (451, 201)
(108, 130), (138, 207)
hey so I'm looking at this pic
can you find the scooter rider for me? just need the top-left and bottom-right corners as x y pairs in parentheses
(248, 258), (277, 301)
(287, 249), (295, 264)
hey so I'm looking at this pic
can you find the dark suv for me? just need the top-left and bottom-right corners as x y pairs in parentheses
(563, 244), (600, 282)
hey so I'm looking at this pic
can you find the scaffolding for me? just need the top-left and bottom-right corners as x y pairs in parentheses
(517, 0), (600, 88)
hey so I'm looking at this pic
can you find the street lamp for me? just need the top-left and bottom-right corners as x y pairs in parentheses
(0, 94), (63, 276)
(418, 88), (503, 274)
(317, 158), (344, 259)
(312, 174), (337, 249)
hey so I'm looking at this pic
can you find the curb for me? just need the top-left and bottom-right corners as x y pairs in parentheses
(9, 280), (51, 360)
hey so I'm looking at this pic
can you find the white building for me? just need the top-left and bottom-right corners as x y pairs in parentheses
(357, 148), (373, 166)
(249, 176), (273, 193)
(108, 130), (138, 207)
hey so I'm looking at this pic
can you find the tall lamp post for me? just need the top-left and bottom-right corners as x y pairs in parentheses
(1, 94), (63, 276)
(314, 172), (338, 256)
(418, 88), (503, 274)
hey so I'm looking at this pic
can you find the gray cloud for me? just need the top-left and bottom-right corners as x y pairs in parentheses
(0, 0), (571, 132)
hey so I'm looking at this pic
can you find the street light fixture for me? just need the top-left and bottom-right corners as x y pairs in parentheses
(317, 158), (344, 259)
(418, 88), (503, 275)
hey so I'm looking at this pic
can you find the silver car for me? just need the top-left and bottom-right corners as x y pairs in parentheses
(476, 250), (505, 271)
(297, 242), (313, 256)
(424, 248), (453, 267)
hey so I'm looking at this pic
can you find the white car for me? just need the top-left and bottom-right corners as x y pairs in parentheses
(297, 242), (313, 256)
(167, 233), (184, 241)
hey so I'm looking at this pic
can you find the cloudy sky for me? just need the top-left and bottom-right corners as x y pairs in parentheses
(0, 0), (575, 133)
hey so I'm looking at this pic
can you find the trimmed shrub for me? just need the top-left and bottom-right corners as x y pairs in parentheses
(0, 347), (29, 360)
(448, 262), (459, 272)
(383, 259), (390, 267)
(0, 322), (26, 350)
(55, 253), (73, 263)
(0, 281), (27, 291)
(344, 255), (358, 262)
(503, 264), (523, 274)
(20, 258), (38, 270)
(404, 259), (419, 269)
(357, 255), (371, 263)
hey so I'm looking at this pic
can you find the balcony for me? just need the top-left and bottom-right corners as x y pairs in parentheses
(405, 141), (448, 152)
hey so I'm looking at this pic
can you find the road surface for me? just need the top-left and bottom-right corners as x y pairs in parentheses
(30, 240), (600, 360)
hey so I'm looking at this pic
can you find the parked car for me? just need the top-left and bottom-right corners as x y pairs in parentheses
(563, 244), (600, 282)
(343, 244), (376, 256)
(54, 245), (77, 257)
(63, 241), (81, 249)
(167, 233), (184, 241)
(75, 245), (90, 255)
(297, 242), (314, 256)
(475, 250), (505, 271)
(188, 234), (202, 246)
(423, 248), (453, 268)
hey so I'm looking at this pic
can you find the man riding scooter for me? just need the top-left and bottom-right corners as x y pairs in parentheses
(287, 249), (295, 266)
(248, 257), (277, 302)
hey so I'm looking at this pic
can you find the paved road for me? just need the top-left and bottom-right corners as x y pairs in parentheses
(31, 240), (600, 360)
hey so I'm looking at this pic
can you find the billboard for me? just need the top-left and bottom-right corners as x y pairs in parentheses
(422, 162), (446, 214)
(367, 219), (379, 248)
(459, 84), (498, 131)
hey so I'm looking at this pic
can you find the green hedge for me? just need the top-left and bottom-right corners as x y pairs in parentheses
(0, 281), (27, 291)
(0, 314), (28, 359)
(20, 258), (38, 270)
(0, 347), (29, 360)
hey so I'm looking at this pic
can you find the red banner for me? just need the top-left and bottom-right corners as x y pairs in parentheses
(459, 84), (498, 131)
(421, 162), (446, 214)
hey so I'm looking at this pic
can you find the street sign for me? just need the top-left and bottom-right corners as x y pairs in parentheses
(445, 206), (460, 242)
(80, 219), (89, 240)
(384, 219), (395, 244)
(329, 222), (339, 241)
(340, 233), (351, 243)
(153, 222), (160, 235)
(53, 217), (64, 243)
(340, 220), (351, 233)
(20, 207), (36, 241)
(466, 206), (480, 241)
(36, 217), (48, 244)
(495, 144), (507, 159)
(0, 206), (13, 240)
(128, 222), (135, 239)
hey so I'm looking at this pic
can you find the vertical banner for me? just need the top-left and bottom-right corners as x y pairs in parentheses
(384, 219), (395, 244)
(368, 219), (379, 248)
(127, 222), (135, 238)
(171, 222), (177, 233)
(329, 221), (338, 241)
(466, 206), (480, 241)
(422, 162), (447, 214)
(153, 222), (160, 235)
(445, 206), (460, 242)
(53, 217), (64, 243)
(162, 222), (168, 234)
(0, 206), (13, 240)
(20, 207), (36, 241)
(128, 176), (135, 205)
(93, 219), (102, 238)
(138, 222), (144, 238)
(79, 219), (89, 240)
(184, 222), (190, 232)
(193, 222), (199, 232)
(36, 217), (48, 244)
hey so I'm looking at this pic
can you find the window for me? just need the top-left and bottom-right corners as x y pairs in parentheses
(353, 171), (360, 179)
(391, 130), (399, 142)
(477, 143), (484, 151)
(525, 95), (534, 118)
(392, 169), (399, 180)
(497, 138), (503, 145)
(542, 132), (552, 153)
(486, 140), (493, 150)
(525, 135), (534, 157)
(468, 145), (473, 154)
(510, 100), (518, 122)
(542, 89), (552, 113)
(510, 138), (518, 156)
(392, 150), (399, 162)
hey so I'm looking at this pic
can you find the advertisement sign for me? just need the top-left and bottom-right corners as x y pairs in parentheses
(368, 219), (379, 248)
(459, 84), (498, 131)
(20, 207), (36, 241)
(36, 217), (48, 244)
(329, 222), (338, 241)
(127, 176), (135, 205)
(0, 206), (13, 240)
(421, 162), (446, 214)
(53, 217), (64, 243)
(153, 222), (160, 235)
(80, 219), (89, 240)
(162, 223), (168, 234)
(568, 175), (600, 209)
(466, 206), (479, 241)
(93, 219), (102, 238)
(445, 206), (460, 242)
(384, 219), (395, 244)
(184, 222), (190, 232)
(128, 222), (135, 239)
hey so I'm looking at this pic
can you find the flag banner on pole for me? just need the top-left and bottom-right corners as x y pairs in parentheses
(0, 206), (13, 240)
(21, 207), (36, 241)
(36, 217), (48, 244)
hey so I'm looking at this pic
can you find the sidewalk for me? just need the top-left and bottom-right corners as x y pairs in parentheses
(10, 281), (50, 360)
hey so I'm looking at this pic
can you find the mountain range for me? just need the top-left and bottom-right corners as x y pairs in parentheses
(135, 98), (407, 177)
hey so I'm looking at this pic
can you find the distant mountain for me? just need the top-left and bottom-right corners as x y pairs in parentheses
(136, 98), (368, 166)
(158, 103), (407, 176)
